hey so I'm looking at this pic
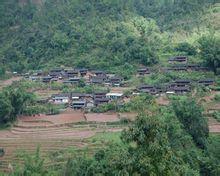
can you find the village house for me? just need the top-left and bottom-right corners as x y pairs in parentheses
(93, 92), (110, 106)
(71, 93), (93, 101)
(138, 85), (155, 93)
(155, 86), (164, 94)
(63, 77), (81, 84)
(51, 93), (70, 104)
(42, 76), (52, 83)
(173, 79), (191, 87)
(71, 93), (85, 100)
(168, 56), (188, 64)
(137, 67), (150, 75)
(187, 64), (200, 71)
(94, 98), (110, 106)
(198, 79), (215, 86)
(50, 68), (63, 73)
(76, 68), (88, 77)
(109, 76), (123, 87)
(170, 86), (190, 94)
(93, 92), (107, 99)
(71, 100), (87, 110)
(92, 70), (106, 77)
(106, 92), (123, 100)
(70, 93), (94, 110)
(32, 70), (43, 76)
(167, 65), (187, 72)
(65, 69), (79, 78)
(49, 72), (61, 79)
(136, 85), (162, 95)
(90, 75), (107, 85)
(29, 76), (39, 81)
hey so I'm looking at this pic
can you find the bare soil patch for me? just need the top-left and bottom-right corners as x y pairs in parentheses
(156, 96), (170, 106)
(34, 89), (61, 98)
(19, 111), (85, 126)
(118, 112), (138, 121)
(0, 77), (22, 89)
(209, 124), (220, 133)
(110, 86), (134, 93)
(0, 110), (124, 172)
(85, 113), (119, 122)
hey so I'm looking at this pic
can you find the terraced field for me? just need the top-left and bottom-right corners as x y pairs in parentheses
(0, 111), (124, 172)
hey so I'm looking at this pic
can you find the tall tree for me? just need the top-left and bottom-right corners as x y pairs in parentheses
(198, 34), (220, 74)
(172, 97), (209, 149)
(0, 93), (13, 123)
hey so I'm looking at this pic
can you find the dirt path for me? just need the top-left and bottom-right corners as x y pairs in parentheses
(0, 77), (22, 89)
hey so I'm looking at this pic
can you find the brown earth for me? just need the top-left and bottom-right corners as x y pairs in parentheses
(0, 77), (22, 90)
(155, 95), (170, 106)
(34, 89), (61, 98)
(85, 113), (119, 122)
(0, 110), (124, 172)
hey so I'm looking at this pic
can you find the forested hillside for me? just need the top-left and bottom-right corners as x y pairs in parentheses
(0, 1), (220, 175)
(0, 0), (219, 75)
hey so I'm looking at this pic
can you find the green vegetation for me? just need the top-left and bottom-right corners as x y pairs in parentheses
(172, 97), (209, 149)
(0, 0), (220, 175)
(213, 111), (220, 122)
(2, 96), (218, 175)
(0, 86), (34, 124)
(0, 0), (219, 76)
(198, 34), (220, 74)
(61, 101), (218, 176)
(89, 132), (122, 145)
(0, 148), (4, 157)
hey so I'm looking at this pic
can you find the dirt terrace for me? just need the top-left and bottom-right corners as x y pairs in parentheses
(0, 110), (124, 172)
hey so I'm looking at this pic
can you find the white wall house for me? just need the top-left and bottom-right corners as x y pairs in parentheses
(106, 93), (123, 100)
(52, 94), (70, 104)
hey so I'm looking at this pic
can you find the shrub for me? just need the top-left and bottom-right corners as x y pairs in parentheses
(213, 111), (220, 122)
(175, 42), (197, 55)
(0, 148), (5, 157)
(214, 94), (220, 102)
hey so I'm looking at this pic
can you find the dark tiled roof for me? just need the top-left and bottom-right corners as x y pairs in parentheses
(52, 93), (70, 98)
(175, 79), (191, 83)
(198, 79), (214, 83)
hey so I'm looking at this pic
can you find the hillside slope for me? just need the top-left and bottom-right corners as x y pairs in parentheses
(0, 0), (219, 73)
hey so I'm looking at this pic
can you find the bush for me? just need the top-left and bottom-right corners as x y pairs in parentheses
(0, 148), (5, 157)
(175, 42), (197, 55)
(91, 103), (116, 113)
(214, 94), (220, 102)
(213, 112), (220, 122)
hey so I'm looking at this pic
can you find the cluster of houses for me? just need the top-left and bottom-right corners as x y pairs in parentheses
(26, 68), (124, 87)
(135, 79), (215, 95)
(48, 78), (215, 110)
(24, 56), (211, 86)
(23, 56), (215, 99)
(49, 92), (124, 110)
(166, 56), (210, 72)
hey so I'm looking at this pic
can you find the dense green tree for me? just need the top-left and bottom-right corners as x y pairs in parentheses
(0, 0), (215, 72)
(0, 93), (13, 123)
(175, 42), (197, 55)
(63, 113), (202, 175)
(4, 87), (35, 117)
(0, 86), (35, 124)
(172, 97), (209, 149)
(198, 34), (220, 74)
